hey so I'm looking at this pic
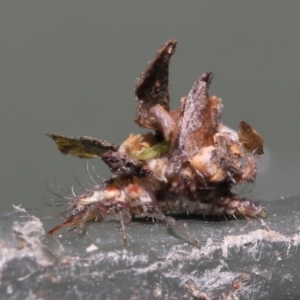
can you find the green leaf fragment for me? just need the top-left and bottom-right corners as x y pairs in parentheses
(47, 134), (119, 159)
(132, 141), (170, 160)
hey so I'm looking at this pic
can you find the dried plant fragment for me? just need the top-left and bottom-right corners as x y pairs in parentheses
(179, 72), (217, 160)
(47, 134), (118, 159)
(135, 39), (177, 129)
(238, 121), (264, 155)
(102, 150), (151, 177)
(190, 146), (228, 182)
(47, 40), (266, 246)
(150, 104), (179, 148)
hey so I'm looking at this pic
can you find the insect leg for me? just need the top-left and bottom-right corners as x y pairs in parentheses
(116, 209), (131, 242)
(152, 210), (200, 248)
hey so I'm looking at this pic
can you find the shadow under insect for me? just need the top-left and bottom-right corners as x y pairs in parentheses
(47, 40), (265, 246)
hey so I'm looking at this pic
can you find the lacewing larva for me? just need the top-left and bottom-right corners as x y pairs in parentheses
(47, 40), (265, 246)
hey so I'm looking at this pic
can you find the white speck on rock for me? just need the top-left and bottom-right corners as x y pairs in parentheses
(86, 244), (99, 252)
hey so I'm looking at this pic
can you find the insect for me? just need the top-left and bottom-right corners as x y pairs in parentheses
(47, 40), (265, 246)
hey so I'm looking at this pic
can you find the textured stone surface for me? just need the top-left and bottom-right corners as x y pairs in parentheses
(0, 197), (299, 299)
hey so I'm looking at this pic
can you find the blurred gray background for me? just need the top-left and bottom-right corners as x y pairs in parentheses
(0, 2), (299, 227)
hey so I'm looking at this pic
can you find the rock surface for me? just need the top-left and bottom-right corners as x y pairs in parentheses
(0, 197), (299, 300)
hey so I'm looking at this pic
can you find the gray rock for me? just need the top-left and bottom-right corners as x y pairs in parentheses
(0, 197), (299, 300)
